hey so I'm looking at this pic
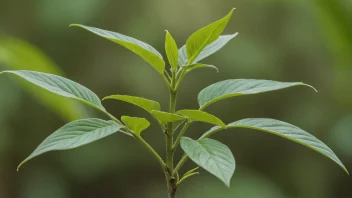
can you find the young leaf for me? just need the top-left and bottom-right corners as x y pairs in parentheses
(165, 31), (178, 70)
(70, 24), (165, 73)
(178, 33), (238, 66)
(186, 9), (234, 64)
(103, 95), (160, 112)
(198, 79), (317, 109)
(180, 137), (235, 187)
(176, 109), (226, 128)
(151, 110), (186, 124)
(1, 70), (106, 112)
(184, 63), (219, 74)
(121, 116), (150, 136)
(200, 118), (348, 174)
(18, 118), (124, 170)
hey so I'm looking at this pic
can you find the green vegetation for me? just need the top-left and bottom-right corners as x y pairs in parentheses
(1, 8), (348, 198)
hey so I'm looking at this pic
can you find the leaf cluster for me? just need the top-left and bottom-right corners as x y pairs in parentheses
(0, 8), (348, 197)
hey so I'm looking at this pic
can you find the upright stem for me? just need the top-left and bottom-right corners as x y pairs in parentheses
(166, 69), (177, 198)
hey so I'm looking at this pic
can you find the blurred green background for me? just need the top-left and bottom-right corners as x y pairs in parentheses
(0, 0), (351, 197)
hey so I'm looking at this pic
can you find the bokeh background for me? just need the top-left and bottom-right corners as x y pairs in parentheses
(0, 0), (351, 197)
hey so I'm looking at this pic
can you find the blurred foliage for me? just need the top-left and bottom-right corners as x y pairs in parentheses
(0, 0), (351, 198)
(0, 36), (82, 120)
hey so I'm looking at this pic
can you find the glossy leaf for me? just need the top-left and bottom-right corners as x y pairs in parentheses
(121, 116), (150, 136)
(184, 63), (219, 74)
(0, 36), (81, 120)
(178, 33), (238, 66)
(151, 110), (186, 124)
(103, 95), (160, 112)
(180, 137), (235, 186)
(70, 24), (165, 73)
(186, 9), (234, 64)
(18, 118), (123, 169)
(176, 110), (226, 127)
(165, 31), (178, 70)
(198, 79), (317, 109)
(201, 118), (348, 174)
(0, 70), (106, 112)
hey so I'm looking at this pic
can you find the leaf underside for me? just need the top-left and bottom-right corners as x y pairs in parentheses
(200, 118), (348, 174)
(1, 70), (106, 111)
(198, 79), (317, 109)
(70, 24), (165, 73)
(179, 33), (238, 66)
(181, 137), (235, 187)
(18, 118), (123, 170)
(0, 36), (81, 120)
(183, 63), (219, 74)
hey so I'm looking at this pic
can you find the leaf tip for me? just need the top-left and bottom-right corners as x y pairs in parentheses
(343, 167), (349, 175)
(101, 96), (109, 101)
(17, 160), (26, 172)
(304, 83), (318, 92)
(69, 24), (79, 28)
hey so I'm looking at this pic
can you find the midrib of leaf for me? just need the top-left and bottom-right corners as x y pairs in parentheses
(166, 32), (177, 69)
(196, 142), (227, 182)
(199, 121), (348, 174)
(229, 124), (343, 169)
(187, 21), (226, 65)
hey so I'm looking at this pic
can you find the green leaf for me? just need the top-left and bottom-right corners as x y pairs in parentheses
(0, 36), (81, 120)
(184, 63), (219, 74)
(0, 70), (106, 112)
(178, 33), (238, 66)
(150, 110), (186, 124)
(121, 116), (150, 136)
(70, 24), (165, 73)
(103, 95), (160, 112)
(18, 118), (123, 170)
(198, 79), (317, 109)
(200, 118), (348, 174)
(176, 110), (226, 127)
(186, 9), (235, 64)
(165, 31), (178, 70)
(180, 137), (235, 187)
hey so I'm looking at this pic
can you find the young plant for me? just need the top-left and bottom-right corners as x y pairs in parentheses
(1, 9), (348, 198)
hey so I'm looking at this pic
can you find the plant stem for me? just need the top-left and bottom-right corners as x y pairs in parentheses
(173, 154), (189, 175)
(172, 121), (191, 149)
(136, 135), (166, 168)
(174, 69), (186, 91)
(166, 68), (177, 198)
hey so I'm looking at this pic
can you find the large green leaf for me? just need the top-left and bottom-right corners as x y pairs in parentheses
(165, 31), (178, 70)
(181, 137), (235, 187)
(178, 33), (238, 66)
(177, 110), (226, 128)
(0, 70), (106, 112)
(198, 79), (317, 109)
(103, 95), (160, 112)
(70, 24), (165, 73)
(200, 118), (348, 174)
(186, 9), (234, 64)
(18, 118), (123, 169)
(121, 116), (150, 136)
(150, 110), (186, 124)
(0, 36), (81, 120)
